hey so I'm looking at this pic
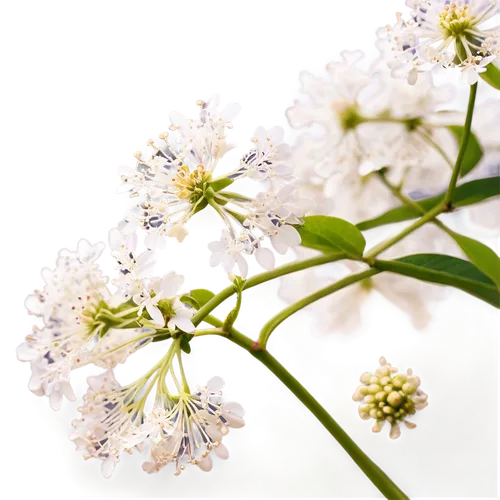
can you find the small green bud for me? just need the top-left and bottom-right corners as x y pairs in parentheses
(387, 391), (402, 408)
(392, 374), (407, 388)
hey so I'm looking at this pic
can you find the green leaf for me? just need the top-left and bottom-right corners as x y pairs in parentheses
(447, 231), (500, 288)
(297, 215), (366, 257)
(480, 62), (500, 91)
(180, 334), (193, 354)
(446, 125), (483, 177)
(189, 286), (215, 309)
(209, 178), (234, 192)
(357, 177), (500, 231)
(374, 254), (500, 308)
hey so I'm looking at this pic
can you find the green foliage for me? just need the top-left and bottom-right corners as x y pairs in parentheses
(297, 215), (366, 257)
(209, 178), (234, 192)
(446, 125), (483, 177)
(446, 231), (500, 288)
(356, 177), (500, 231)
(480, 62), (500, 91)
(374, 254), (500, 308)
(181, 288), (216, 309)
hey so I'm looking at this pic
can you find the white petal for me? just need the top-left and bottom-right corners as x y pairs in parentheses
(255, 247), (275, 270)
(222, 401), (245, 418)
(197, 454), (213, 472)
(16, 343), (38, 361)
(59, 381), (76, 401)
(136, 251), (156, 278)
(235, 254), (248, 279)
(175, 301), (194, 319)
(173, 314), (195, 333)
(24, 294), (44, 316)
(160, 272), (184, 297)
(209, 252), (223, 267)
(207, 376), (225, 393)
(108, 228), (123, 252)
(205, 423), (223, 441)
(279, 225), (301, 247)
(101, 456), (116, 478)
(146, 303), (165, 326)
(271, 236), (288, 255)
(49, 391), (63, 411)
(78, 239), (105, 262)
(432, 64), (448, 76)
(223, 414), (245, 428)
(214, 443), (229, 460)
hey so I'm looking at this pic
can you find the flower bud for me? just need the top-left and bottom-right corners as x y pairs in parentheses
(387, 391), (402, 408)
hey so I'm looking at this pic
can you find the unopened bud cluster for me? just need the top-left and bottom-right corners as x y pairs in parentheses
(353, 357), (428, 439)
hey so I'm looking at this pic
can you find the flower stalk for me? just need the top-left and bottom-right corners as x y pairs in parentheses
(198, 316), (409, 499)
(444, 82), (478, 208)
(258, 268), (380, 348)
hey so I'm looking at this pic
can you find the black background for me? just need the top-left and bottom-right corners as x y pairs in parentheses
(8, 2), (430, 498)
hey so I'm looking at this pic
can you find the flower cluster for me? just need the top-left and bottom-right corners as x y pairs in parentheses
(18, 231), (201, 410)
(118, 96), (307, 278)
(287, 49), (457, 223)
(379, 0), (499, 85)
(70, 368), (244, 477)
(352, 357), (428, 439)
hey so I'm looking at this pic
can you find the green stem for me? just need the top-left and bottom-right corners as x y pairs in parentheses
(258, 268), (380, 348)
(199, 318), (408, 500)
(377, 171), (457, 239)
(415, 129), (454, 169)
(244, 252), (347, 288)
(193, 327), (224, 336)
(443, 82), (478, 207)
(191, 283), (237, 326)
(216, 191), (253, 202)
(363, 202), (443, 260)
(191, 252), (346, 326)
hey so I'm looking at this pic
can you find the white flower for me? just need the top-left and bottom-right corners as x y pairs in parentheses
(286, 50), (456, 223)
(379, 0), (500, 85)
(460, 55), (497, 84)
(133, 272), (195, 332)
(117, 96), (302, 276)
(108, 227), (156, 303)
(353, 357), (428, 439)
(279, 225), (459, 332)
(234, 126), (292, 181)
(90, 327), (156, 369)
(208, 230), (249, 278)
(18, 239), (110, 410)
(70, 370), (144, 478)
(141, 377), (245, 475)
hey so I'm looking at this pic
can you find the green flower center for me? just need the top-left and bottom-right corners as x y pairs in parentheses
(172, 165), (212, 204)
(438, 3), (475, 37)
